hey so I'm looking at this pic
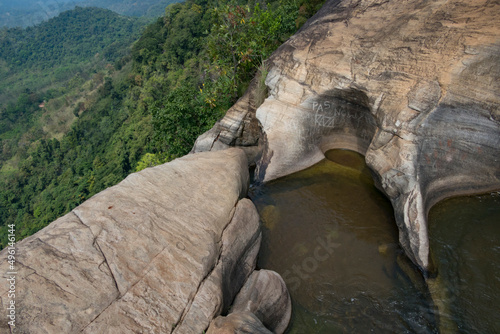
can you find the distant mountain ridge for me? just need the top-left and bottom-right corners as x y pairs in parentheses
(0, 6), (146, 106)
(0, 0), (180, 28)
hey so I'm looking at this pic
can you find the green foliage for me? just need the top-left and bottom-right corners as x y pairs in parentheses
(135, 153), (163, 172)
(294, 0), (326, 27)
(0, 0), (326, 249)
(255, 61), (270, 107)
(80, 0), (182, 18)
(0, 7), (144, 70)
(205, 1), (298, 100)
(151, 84), (226, 160)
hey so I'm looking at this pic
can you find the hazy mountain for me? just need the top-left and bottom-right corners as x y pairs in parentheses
(0, 0), (180, 28)
(79, 0), (180, 17)
(0, 0), (78, 28)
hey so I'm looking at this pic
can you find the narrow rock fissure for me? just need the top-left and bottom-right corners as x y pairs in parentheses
(173, 242), (222, 332)
(173, 200), (240, 332)
(71, 211), (121, 296)
(69, 211), (124, 333)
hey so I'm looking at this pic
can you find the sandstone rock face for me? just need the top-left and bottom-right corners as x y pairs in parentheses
(192, 79), (261, 153)
(199, 0), (500, 272)
(0, 149), (265, 333)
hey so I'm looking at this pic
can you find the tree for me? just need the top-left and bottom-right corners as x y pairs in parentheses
(205, 1), (297, 100)
(151, 84), (221, 159)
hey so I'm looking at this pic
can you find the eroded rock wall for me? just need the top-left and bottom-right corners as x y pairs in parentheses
(198, 0), (500, 272)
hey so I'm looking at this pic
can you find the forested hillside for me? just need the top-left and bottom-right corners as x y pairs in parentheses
(0, 0), (324, 248)
(1, 7), (139, 69)
(0, 6), (148, 179)
(0, 6), (147, 106)
(0, 0), (181, 28)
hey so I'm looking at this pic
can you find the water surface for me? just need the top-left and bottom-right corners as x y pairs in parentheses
(250, 150), (437, 333)
(429, 193), (500, 333)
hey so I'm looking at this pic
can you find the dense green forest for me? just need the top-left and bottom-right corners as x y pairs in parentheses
(80, 0), (182, 17)
(0, 6), (149, 179)
(0, 0), (325, 248)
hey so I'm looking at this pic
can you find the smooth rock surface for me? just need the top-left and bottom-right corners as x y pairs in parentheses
(0, 149), (261, 333)
(231, 269), (292, 334)
(206, 269), (291, 334)
(0, 212), (118, 334)
(198, 0), (500, 272)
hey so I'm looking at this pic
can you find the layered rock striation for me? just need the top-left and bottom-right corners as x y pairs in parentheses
(196, 0), (500, 272)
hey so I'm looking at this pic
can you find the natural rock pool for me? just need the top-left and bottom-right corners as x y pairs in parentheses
(249, 149), (500, 333)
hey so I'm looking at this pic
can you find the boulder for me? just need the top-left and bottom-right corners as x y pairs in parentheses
(231, 270), (292, 334)
(206, 269), (291, 334)
(172, 199), (261, 334)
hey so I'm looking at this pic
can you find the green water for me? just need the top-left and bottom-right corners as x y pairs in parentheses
(249, 150), (437, 333)
(429, 193), (500, 333)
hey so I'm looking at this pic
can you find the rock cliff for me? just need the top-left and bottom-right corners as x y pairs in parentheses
(197, 0), (500, 272)
(0, 149), (289, 333)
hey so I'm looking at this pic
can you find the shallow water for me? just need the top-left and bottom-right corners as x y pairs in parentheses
(249, 150), (437, 333)
(428, 193), (500, 333)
